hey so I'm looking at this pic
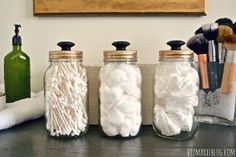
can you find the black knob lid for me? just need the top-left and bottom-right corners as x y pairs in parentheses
(57, 41), (75, 51)
(112, 41), (130, 51)
(167, 40), (185, 50)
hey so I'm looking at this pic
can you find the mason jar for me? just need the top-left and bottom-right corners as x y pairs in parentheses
(99, 41), (142, 138)
(44, 41), (88, 137)
(153, 40), (199, 140)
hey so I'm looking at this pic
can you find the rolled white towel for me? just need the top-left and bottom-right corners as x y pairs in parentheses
(0, 91), (44, 130)
(0, 95), (6, 111)
(0, 84), (5, 111)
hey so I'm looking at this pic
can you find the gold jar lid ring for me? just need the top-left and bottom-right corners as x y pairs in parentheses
(49, 51), (83, 59)
(159, 40), (194, 60)
(49, 41), (83, 59)
(103, 41), (137, 61)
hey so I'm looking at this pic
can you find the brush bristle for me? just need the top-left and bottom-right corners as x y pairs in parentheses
(202, 23), (219, 41)
(215, 18), (233, 28)
(187, 34), (208, 55)
(216, 25), (233, 43)
(195, 27), (203, 34)
(224, 35), (236, 51)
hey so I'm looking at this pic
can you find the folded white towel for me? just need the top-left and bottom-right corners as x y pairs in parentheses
(0, 91), (44, 130)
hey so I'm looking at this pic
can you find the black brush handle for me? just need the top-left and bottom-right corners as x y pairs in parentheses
(218, 63), (224, 87)
(207, 62), (219, 91)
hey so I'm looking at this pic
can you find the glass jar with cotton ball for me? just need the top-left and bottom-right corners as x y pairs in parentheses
(44, 41), (88, 137)
(99, 41), (142, 138)
(153, 40), (199, 140)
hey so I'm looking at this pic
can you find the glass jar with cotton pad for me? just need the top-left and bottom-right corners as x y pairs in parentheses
(44, 41), (88, 137)
(153, 40), (199, 140)
(99, 41), (142, 138)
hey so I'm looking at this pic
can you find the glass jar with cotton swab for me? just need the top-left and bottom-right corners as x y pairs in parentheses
(44, 41), (88, 137)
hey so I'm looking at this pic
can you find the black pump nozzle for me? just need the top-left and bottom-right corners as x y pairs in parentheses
(57, 41), (75, 51)
(167, 40), (185, 50)
(12, 24), (22, 45)
(112, 41), (130, 51)
(14, 24), (21, 36)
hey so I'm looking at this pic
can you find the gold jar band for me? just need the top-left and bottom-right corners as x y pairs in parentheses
(103, 50), (137, 62)
(49, 51), (83, 60)
(159, 50), (194, 60)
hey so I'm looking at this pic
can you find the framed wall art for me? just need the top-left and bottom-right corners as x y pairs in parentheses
(34, 0), (207, 15)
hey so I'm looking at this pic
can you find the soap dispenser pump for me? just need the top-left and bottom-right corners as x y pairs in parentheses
(4, 24), (31, 103)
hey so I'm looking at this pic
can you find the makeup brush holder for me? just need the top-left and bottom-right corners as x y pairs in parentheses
(198, 89), (236, 125)
(198, 62), (236, 126)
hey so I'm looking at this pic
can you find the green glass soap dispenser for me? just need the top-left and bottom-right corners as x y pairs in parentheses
(4, 24), (31, 103)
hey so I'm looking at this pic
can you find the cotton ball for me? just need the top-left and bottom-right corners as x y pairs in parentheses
(100, 63), (115, 82)
(101, 109), (125, 128)
(102, 126), (119, 137)
(134, 102), (142, 116)
(131, 112), (142, 127)
(130, 123), (141, 136)
(106, 68), (129, 87)
(119, 63), (142, 84)
(100, 85), (124, 108)
(100, 85), (113, 105)
(121, 82), (141, 98)
(109, 86), (126, 105)
(123, 103), (142, 136)
(116, 98), (134, 114)
(120, 119), (132, 137)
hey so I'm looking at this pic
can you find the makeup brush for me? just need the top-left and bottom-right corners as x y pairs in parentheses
(215, 18), (234, 29)
(202, 23), (219, 91)
(233, 22), (236, 34)
(215, 19), (234, 62)
(216, 25), (234, 86)
(195, 27), (203, 34)
(187, 34), (209, 89)
(221, 35), (236, 94)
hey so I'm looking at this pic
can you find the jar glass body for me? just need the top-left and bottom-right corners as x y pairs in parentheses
(99, 61), (142, 138)
(153, 58), (199, 140)
(44, 58), (88, 137)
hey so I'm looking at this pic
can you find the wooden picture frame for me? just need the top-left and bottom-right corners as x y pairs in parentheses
(34, 0), (207, 15)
